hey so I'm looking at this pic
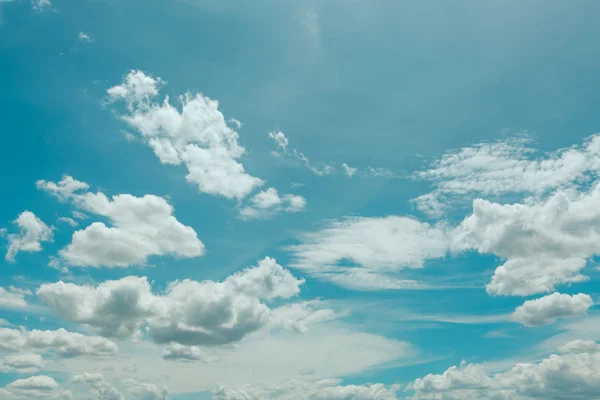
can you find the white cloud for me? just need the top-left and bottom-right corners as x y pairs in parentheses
(269, 300), (337, 334)
(453, 183), (600, 296)
(31, 0), (51, 12)
(57, 217), (78, 227)
(107, 70), (263, 200)
(511, 293), (593, 327)
(37, 257), (308, 345)
(4, 211), (53, 262)
(38, 175), (204, 268)
(342, 163), (358, 177)
(238, 187), (306, 220)
(0, 286), (30, 309)
(213, 378), (400, 400)
(0, 353), (44, 373)
(0, 376), (71, 400)
(71, 372), (125, 400)
(121, 378), (169, 400)
(78, 32), (93, 43)
(162, 343), (218, 362)
(0, 327), (118, 358)
(407, 351), (600, 399)
(414, 133), (600, 217)
(558, 339), (600, 354)
(288, 216), (449, 289)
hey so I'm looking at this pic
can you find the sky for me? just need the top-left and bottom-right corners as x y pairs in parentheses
(1, 0), (600, 399)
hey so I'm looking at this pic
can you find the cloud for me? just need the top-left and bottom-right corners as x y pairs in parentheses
(31, 0), (51, 12)
(0, 376), (71, 400)
(120, 378), (169, 400)
(268, 130), (395, 178)
(558, 340), (600, 354)
(0, 327), (118, 358)
(37, 257), (310, 345)
(288, 216), (449, 290)
(78, 32), (93, 43)
(71, 372), (125, 400)
(57, 217), (78, 227)
(453, 183), (600, 296)
(0, 286), (30, 309)
(511, 293), (593, 327)
(4, 211), (53, 262)
(238, 187), (306, 220)
(38, 175), (204, 268)
(213, 378), (400, 400)
(0, 353), (44, 373)
(107, 70), (263, 200)
(269, 300), (337, 333)
(414, 133), (600, 217)
(407, 351), (600, 399)
(162, 343), (218, 362)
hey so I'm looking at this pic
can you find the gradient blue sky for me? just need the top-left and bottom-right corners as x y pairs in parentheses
(2, 1), (600, 399)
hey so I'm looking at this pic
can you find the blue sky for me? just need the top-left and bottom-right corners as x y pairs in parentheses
(2, 0), (600, 399)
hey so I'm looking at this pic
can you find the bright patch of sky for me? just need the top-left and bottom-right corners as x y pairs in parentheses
(1, 0), (600, 398)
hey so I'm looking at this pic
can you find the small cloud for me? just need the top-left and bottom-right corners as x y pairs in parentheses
(78, 31), (94, 43)
(342, 163), (358, 177)
(57, 217), (78, 227)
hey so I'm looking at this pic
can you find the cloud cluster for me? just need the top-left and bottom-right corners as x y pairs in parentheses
(0, 376), (71, 400)
(511, 293), (593, 327)
(0, 286), (30, 309)
(0, 353), (44, 373)
(4, 211), (53, 262)
(107, 70), (263, 200)
(37, 257), (311, 346)
(238, 187), (306, 220)
(408, 350), (600, 399)
(213, 378), (400, 400)
(453, 183), (600, 296)
(414, 133), (600, 217)
(37, 175), (204, 268)
(0, 327), (118, 358)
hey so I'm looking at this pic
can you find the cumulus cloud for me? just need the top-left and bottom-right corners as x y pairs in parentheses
(37, 257), (311, 345)
(213, 378), (400, 400)
(107, 70), (263, 200)
(31, 0), (51, 11)
(0, 353), (44, 373)
(121, 378), (169, 400)
(558, 339), (600, 354)
(0, 327), (118, 358)
(0, 286), (30, 308)
(78, 32), (93, 43)
(414, 133), (600, 217)
(71, 372), (125, 400)
(38, 175), (204, 268)
(4, 211), (53, 262)
(453, 183), (600, 296)
(511, 293), (593, 327)
(162, 343), (218, 362)
(288, 216), (449, 290)
(238, 187), (306, 220)
(0, 375), (71, 400)
(407, 351), (600, 399)
(269, 300), (337, 333)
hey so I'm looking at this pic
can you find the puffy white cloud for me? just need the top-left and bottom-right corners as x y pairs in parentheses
(161, 343), (218, 362)
(0, 376), (71, 400)
(213, 378), (400, 400)
(342, 163), (358, 177)
(0, 327), (118, 358)
(71, 373), (125, 400)
(107, 70), (263, 200)
(408, 351), (600, 399)
(0, 353), (44, 373)
(453, 183), (600, 296)
(269, 300), (337, 333)
(511, 293), (593, 327)
(38, 175), (204, 268)
(121, 378), (169, 400)
(558, 340), (600, 354)
(37, 257), (307, 345)
(288, 216), (449, 290)
(414, 133), (600, 217)
(0, 286), (30, 308)
(4, 211), (53, 262)
(238, 187), (306, 220)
